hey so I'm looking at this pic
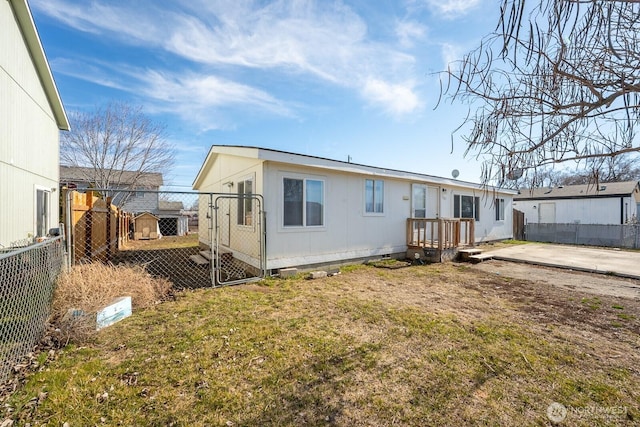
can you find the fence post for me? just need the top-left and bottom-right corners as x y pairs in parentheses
(106, 196), (112, 261)
(63, 188), (73, 268)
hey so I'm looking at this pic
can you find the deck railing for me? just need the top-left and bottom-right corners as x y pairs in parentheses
(406, 218), (475, 250)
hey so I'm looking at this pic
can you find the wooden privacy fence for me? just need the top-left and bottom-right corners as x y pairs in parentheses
(407, 217), (475, 250)
(66, 190), (132, 263)
(513, 209), (525, 240)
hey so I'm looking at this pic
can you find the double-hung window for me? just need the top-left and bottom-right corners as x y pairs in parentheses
(495, 198), (505, 221)
(365, 179), (384, 214)
(283, 177), (324, 227)
(454, 195), (480, 221)
(237, 178), (253, 226)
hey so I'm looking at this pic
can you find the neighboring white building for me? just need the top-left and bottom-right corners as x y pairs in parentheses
(193, 145), (516, 271)
(0, 0), (69, 248)
(513, 181), (640, 225)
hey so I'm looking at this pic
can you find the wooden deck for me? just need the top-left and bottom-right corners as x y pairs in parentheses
(406, 218), (475, 250)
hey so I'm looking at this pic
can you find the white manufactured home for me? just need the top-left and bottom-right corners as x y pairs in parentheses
(514, 181), (640, 225)
(0, 0), (69, 248)
(193, 146), (516, 272)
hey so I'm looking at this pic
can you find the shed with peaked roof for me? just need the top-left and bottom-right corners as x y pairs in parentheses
(133, 212), (160, 240)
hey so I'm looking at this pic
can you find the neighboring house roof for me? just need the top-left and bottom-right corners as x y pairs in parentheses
(158, 200), (184, 211)
(193, 145), (518, 194)
(10, 0), (69, 130)
(60, 165), (164, 187)
(515, 181), (640, 201)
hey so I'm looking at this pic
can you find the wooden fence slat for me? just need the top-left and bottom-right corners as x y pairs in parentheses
(66, 190), (129, 263)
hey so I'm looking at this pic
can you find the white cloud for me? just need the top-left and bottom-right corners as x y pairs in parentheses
(32, 0), (424, 118)
(362, 78), (421, 116)
(140, 70), (294, 125)
(395, 20), (427, 48)
(440, 42), (466, 68)
(426, 0), (482, 17)
(48, 56), (293, 130)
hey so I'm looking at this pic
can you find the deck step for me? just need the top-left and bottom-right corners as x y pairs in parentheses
(199, 250), (212, 260)
(469, 253), (494, 263)
(458, 248), (483, 262)
(458, 248), (483, 255)
(190, 254), (210, 265)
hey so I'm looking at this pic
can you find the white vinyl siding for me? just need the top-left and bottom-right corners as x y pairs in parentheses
(1, 1), (61, 246)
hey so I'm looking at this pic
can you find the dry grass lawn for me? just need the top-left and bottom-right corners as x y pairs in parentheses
(3, 262), (639, 426)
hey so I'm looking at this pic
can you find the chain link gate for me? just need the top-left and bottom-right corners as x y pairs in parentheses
(211, 194), (265, 286)
(63, 189), (265, 289)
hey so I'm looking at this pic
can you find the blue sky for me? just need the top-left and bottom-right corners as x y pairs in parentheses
(30, 0), (499, 189)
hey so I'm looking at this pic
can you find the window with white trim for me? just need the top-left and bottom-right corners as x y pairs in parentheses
(237, 178), (253, 225)
(134, 188), (145, 198)
(283, 177), (324, 227)
(454, 194), (480, 221)
(365, 179), (384, 214)
(495, 198), (505, 221)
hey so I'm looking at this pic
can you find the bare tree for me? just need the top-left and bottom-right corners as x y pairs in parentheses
(557, 154), (640, 184)
(443, 0), (640, 186)
(61, 102), (174, 204)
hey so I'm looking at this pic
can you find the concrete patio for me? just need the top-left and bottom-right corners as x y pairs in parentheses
(482, 243), (640, 280)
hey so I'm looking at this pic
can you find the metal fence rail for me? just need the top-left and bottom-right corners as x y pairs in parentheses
(0, 237), (65, 381)
(525, 223), (640, 248)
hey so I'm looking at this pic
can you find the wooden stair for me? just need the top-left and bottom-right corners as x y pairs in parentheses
(468, 253), (494, 263)
(458, 248), (494, 263)
(189, 253), (209, 265)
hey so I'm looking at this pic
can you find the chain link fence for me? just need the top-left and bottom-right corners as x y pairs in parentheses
(64, 189), (265, 289)
(0, 237), (65, 381)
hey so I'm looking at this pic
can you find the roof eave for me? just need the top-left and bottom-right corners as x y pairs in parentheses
(11, 0), (70, 131)
(207, 145), (518, 194)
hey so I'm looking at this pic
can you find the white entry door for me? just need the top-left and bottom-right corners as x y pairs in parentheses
(538, 202), (556, 223)
(412, 184), (439, 218)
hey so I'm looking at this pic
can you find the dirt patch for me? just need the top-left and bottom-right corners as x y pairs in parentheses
(472, 259), (640, 299)
(323, 263), (640, 368)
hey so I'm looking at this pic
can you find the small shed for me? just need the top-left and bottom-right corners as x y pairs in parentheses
(133, 212), (160, 240)
(158, 200), (189, 236)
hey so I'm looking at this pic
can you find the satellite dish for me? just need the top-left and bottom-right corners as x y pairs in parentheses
(451, 169), (460, 179)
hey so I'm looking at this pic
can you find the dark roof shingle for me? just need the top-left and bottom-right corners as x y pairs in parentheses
(60, 165), (163, 187)
(515, 181), (639, 200)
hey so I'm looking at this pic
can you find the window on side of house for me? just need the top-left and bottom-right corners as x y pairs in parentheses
(283, 177), (324, 227)
(35, 188), (50, 237)
(365, 179), (384, 214)
(495, 198), (505, 221)
(237, 178), (253, 226)
(454, 194), (480, 221)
